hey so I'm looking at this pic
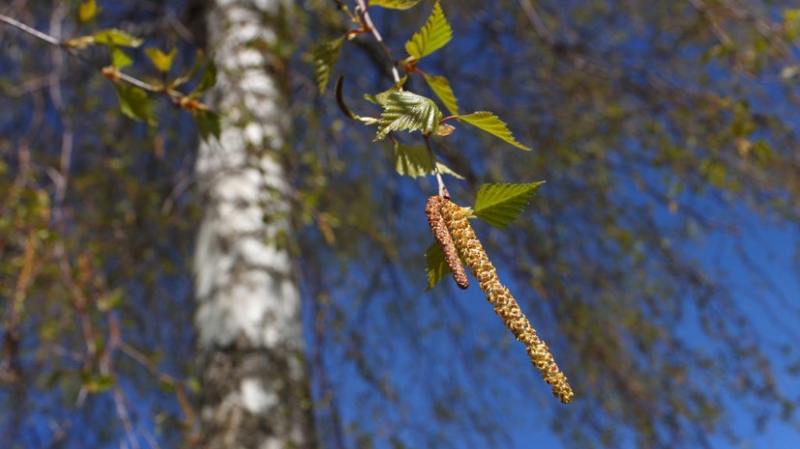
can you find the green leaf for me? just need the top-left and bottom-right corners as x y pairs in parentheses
(436, 161), (463, 179)
(405, 1), (452, 59)
(194, 110), (221, 141)
(109, 46), (132, 69)
(187, 377), (201, 394)
(115, 84), (155, 125)
(364, 76), (407, 105)
(423, 74), (458, 115)
(192, 61), (217, 97)
(457, 111), (532, 151)
(784, 9), (800, 41)
(159, 379), (176, 394)
(375, 91), (442, 141)
(370, 0), (421, 10)
(92, 29), (142, 47)
(145, 47), (177, 73)
(78, 0), (98, 24)
(171, 50), (205, 89)
(394, 143), (463, 178)
(473, 182), (545, 228)
(425, 241), (450, 291)
(85, 374), (115, 393)
(313, 36), (345, 95)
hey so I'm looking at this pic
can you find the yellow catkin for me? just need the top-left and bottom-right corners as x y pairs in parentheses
(440, 199), (574, 404)
(426, 196), (469, 289)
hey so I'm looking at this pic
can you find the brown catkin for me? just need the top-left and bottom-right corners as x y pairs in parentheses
(440, 199), (574, 404)
(425, 196), (469, 289)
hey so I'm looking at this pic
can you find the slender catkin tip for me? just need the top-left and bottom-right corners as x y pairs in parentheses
(439, 199), (574, 404)
(425, 196), (469, 289)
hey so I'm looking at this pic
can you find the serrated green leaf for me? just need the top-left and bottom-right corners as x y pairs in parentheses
(473, 182), (545, 228)
(192, 61), (217, 97)
(394, 143), (463, 178)
(109, 46), (132, 69)
(115, 84), (155, 125)
(92, 29), (142, 47)
(458, 111), (532, 151)
(194, 110), (221, 141)
(364, 76), (407, 105)
(375, 91), (442, 141)
(145, 47), (177, 73)
(313, 36), (345, 95)
(78, 0), (98, 24)
(370, 0), (421, 10)
(405, 1), (452, 59)
(423, 74), (458, 115)
(425, 241), (450, 291)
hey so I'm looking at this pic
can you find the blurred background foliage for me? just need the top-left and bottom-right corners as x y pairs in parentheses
(1, 0), (800, 448)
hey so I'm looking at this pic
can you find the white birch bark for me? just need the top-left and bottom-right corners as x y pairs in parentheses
(193, 1), (313, 447)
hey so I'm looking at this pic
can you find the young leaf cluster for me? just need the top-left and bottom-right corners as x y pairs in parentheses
(315, 0), (532, 190)
(64, 1), (221, 139)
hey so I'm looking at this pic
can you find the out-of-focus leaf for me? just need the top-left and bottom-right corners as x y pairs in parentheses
(313, 36), (345, 95)
(473, 182), (545, 228)
(110, 46), (132, 69)
(191, 61), (217, 97)
(92, 29), (142, 47)
(784, 9), (800, 41)
(194, 110), (221, 141)
(145, 47), (177, 73)
(424, 74), (458, 115)
(425, 241), (449, 291)
(171, 50), (205, 88)
(405, 1), (452, 59)
(457, 111), (532, 151)
(78, 0), (98, 24)
(115, 84), (155, 125)
(375, 91), (442, 140)
(370, 0), (421, 10)
(85, 375), (115, 393)
(394, 142), (463, 178)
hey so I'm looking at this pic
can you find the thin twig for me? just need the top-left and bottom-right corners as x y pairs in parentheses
(424, 135), (447, 197)
(0, 13), (61, 45)
(353, 0), (401, 83)
(517, 0), (550, 43)
(0, 12), (201, 106)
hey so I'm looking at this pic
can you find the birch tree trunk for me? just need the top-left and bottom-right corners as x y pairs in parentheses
(193, 1), (313, 447)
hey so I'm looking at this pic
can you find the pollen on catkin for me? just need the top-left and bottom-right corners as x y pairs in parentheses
(440, 199), (574, 404)
(425, 195), (469, 289)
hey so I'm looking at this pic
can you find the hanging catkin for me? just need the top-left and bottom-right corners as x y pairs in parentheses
(440, 198), (574, 404)
(426, 195), (469, 289)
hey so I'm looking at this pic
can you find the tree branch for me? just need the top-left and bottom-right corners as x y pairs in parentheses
(0, 13), (61, 46)
(354, 0), (401, 83)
